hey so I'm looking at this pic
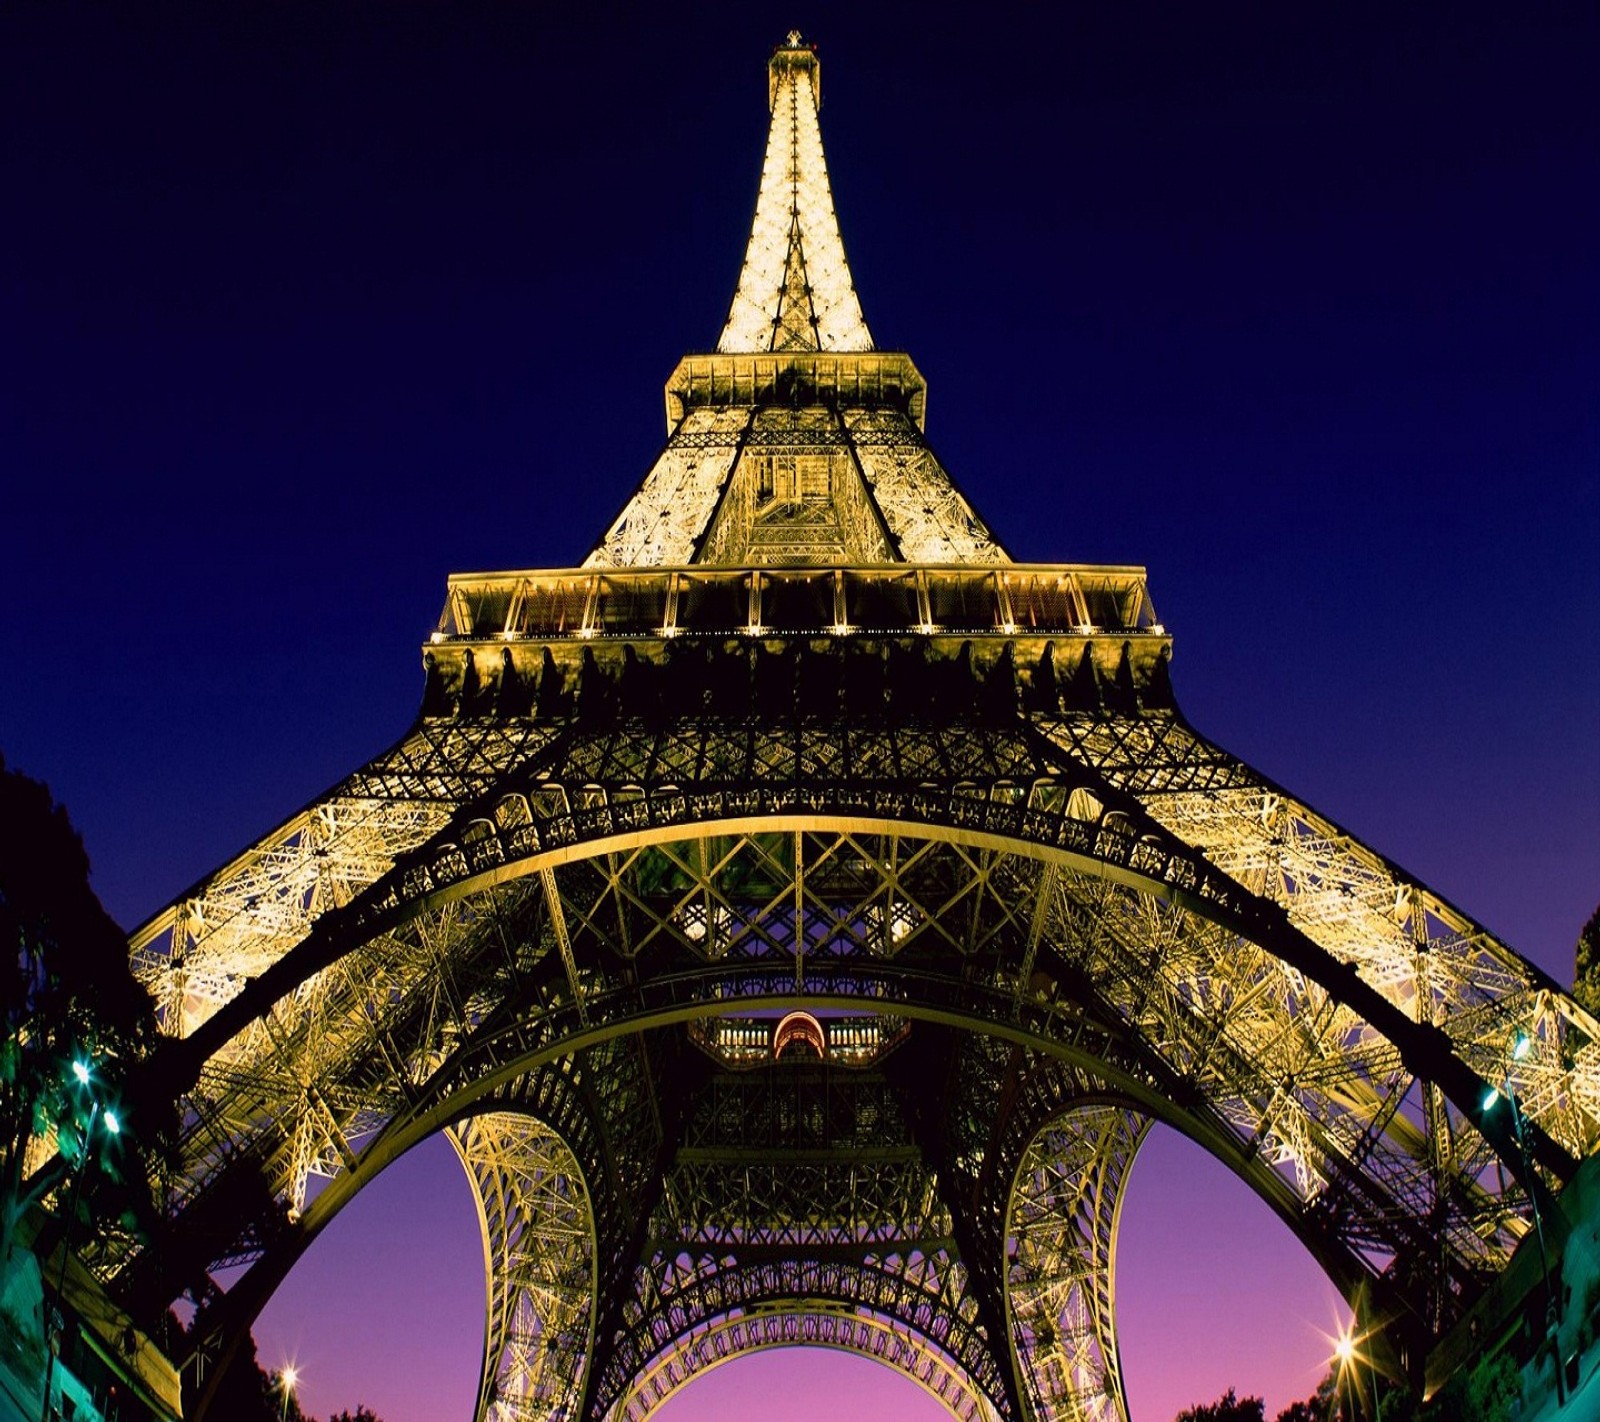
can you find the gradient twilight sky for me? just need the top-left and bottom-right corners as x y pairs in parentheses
(4, 5), (1598, 1420)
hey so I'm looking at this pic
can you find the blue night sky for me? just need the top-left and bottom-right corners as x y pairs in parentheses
(3, 5), (1597, 1419)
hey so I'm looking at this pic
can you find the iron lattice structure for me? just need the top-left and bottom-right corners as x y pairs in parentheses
(85, 33), (1600, 1422)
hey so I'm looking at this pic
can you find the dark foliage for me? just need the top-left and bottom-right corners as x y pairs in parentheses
(0, 753), (161, 1262)
(1418, 1350), (1520, 1422)
(1176, 1388), (1266, 1422)
(206, 1332), (308, 1422)
(1573, 901), (1600, 1018)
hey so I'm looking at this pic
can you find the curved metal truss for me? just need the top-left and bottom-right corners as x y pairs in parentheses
(451, 1112), (595, 1420)
(1006, 1103), (1149, 1422)
(91, 687), (1600, 1419)
(589, 1062), (1012, 1418)
(610, 1280), (1002, 1422)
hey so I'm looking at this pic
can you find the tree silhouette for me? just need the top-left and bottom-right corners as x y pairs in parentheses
(1572, 901), (1600, 1018)
(0, 752), (159, 1267)
(1176, 1389), (1266, 1422)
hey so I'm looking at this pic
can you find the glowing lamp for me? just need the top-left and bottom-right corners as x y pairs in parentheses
(772, 1011), (826, 1060)
(1512, 1031), (1533, 1061)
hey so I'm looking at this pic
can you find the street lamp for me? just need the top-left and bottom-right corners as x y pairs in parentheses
(1483, 1029), (1565, 1406)
(278, 1365), (299, 1422)
(39, 1058), (122, 1422)
(1331, 1327), (1380, 1420)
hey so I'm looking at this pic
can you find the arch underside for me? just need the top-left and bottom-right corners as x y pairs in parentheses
(451, 1111), (595, 1421)
(619, 1308), (995, 1421)
(453, 1056), (1146, 1422)
(1007, 1103), (1149, 1422)
(608, 1261), (1002, 1422)
(108, 705), (1600, 1415)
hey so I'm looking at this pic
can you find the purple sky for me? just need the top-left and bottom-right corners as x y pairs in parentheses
(4, 5), (1597, 1420)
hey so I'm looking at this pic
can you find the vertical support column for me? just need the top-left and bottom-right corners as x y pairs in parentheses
(1006, 1104), (1150, 1422)
(450, 1113), (597, 1422)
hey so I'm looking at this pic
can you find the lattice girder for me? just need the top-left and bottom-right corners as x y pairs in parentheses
(904, 1031), (1151, 1422)
(587, 1060), (1012, 1419)
(717, 37), (870, 355)
(606, 1257), (1003, 1422)
(119, 731), (1596, 1414)
(583, 400), (1007, 568)
(108, 681), (1600, 1417)
(614, 1307), (1001, 1422)
(451, 1112), (597, 1422)
(1006, 1104), (1149, 1422)
(149, 702), (1583, 1192)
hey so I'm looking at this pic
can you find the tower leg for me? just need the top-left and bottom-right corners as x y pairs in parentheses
(1006, 1104), (1149, 1422)
(451, 1112), (597, 1422)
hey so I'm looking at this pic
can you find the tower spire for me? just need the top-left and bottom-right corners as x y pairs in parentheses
(717, 34), (872, 353)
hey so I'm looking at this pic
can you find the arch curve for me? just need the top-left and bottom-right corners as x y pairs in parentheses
(612, 1305), (1002, 1422)
(116, 719), (1600, 1416)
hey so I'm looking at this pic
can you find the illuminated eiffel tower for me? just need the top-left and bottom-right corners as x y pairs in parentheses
(96, 33), (1599, 1421)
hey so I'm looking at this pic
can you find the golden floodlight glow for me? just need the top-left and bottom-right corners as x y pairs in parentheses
(717, 38), (870, 354)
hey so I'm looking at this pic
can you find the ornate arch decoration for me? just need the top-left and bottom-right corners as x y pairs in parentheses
(611, 1300), (1002, 1422)
(773, 1009), (827, 1060)
(146, 740), (1589, 1190)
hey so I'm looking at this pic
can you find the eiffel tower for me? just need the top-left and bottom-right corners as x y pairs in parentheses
(91, 32), (1598, 1422)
